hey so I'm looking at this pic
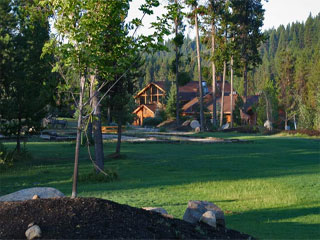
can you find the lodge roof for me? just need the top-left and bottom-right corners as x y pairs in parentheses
(133, 103), (158, 114)
(182, 93), (238, 114)
(243, 95), (259, 112)
(135, 80), (232, 102)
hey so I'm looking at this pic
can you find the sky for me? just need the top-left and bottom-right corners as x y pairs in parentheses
(127, 0), (320, 37)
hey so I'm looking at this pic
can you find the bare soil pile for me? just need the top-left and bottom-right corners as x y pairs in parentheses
(0, 197), (253, 239)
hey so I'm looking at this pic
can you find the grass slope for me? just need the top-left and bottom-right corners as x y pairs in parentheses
(1, 133), (319, 239)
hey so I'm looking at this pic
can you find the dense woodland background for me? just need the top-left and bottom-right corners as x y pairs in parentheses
(139, 14), (320, 129)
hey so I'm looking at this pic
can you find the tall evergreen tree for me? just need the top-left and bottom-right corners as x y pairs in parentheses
(230, 0), (265, 99)
(0, 0), (56, 152)
(185, 0), (205, 131)
(165, 0), (185, 124)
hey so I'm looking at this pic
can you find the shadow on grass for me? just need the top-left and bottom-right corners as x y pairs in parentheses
(1, 136), (319, 195)
(227, 206), (320, 239)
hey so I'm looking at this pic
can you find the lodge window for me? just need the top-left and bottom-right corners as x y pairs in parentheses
(138, 85), (165, 105)
(140, 96), (145, 105)
(152, 95), (157, 102)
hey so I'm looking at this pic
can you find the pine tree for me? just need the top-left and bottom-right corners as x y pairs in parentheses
(0, 1), (56, 152)
(230, 0), (265, 98)
(165, 83), (177, 119)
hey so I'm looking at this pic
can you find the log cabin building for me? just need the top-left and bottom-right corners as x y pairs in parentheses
(133, 81), (230, 126)
(132, 80), (258, 126)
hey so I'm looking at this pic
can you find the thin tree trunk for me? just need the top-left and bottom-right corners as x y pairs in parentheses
(175, 0), (180, 126)
(71, 74), (85, 199)
(107, 107), (111, 125)
(220, 61), (227, 127)
(265, 92), (270, 122)
(211, 22), (217, 127)
(285, 111), (288, 130)
(86, 86), (93, 144)
(90, 74), (104, 173)
(116, 121), (122, 154)
(16, 116), (22, 153)
(230, 55), (234, 128)
(195, 11), (205, 131)
(86, 121), (93, 145)
(243, 60), (248, 99)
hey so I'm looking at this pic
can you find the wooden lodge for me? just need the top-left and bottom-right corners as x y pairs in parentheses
(132, 80), (258, 126)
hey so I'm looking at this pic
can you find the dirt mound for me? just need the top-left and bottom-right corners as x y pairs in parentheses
(0, 197), (252, 239)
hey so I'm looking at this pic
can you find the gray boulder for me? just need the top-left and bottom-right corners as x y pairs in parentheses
(264, 120), (273, 131)
(183, 200), (225, 227)
(200, 210), (217, 228)
(142, 207), (168, 215)
(221, 123), (229, 130)
(25, 224), (42, 240)
(190, 120), (200, 129)
(0, 187), (65, 202)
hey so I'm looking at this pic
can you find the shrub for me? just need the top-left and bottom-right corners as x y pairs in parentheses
(159, 126), (167, 132)
(143, 117), (162, 127)
(236, 125), (259, 133)
(0, 143), (14, 168)
(0, 143), (32, 170)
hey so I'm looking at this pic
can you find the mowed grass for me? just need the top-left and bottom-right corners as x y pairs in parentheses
(1, 133), (319, 239)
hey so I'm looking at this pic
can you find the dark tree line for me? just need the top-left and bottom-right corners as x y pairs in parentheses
(253, 13), (320, 130)
(139, 12), (320, 130)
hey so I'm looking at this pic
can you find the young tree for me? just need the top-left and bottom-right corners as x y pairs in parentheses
(165, 83), (177, 119)
(42, 0), (168, 197)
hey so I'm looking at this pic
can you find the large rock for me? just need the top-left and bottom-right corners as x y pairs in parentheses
(200, 210), (217, 228)
(190, 120), (200, 129)
(0, 187), (65, 202)
(25, 224), (42, 240)
(264, 120), (273, 131)
(183, 200), (225, 227)
(142, 207), (168, 215)
(221, 123), (229, 130)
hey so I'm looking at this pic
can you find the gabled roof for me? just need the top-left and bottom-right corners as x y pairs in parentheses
(243, 95), (260, 112)
(134, 82), (166, 99)
(182, 94), (238, 114)
(207, 95), (238, 114)
(135, 80), (232, 102)
(133, 103), (158, 114)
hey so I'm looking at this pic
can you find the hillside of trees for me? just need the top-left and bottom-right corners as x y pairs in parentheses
(140, 13), (320, 130)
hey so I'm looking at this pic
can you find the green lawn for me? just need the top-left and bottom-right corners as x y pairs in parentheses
(1, 133), (319, 239)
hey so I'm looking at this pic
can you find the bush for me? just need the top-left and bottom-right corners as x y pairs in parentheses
(143, 117), (162, 127)
(0, 143), (14, 168)
(0, 143), (32, 170)
(159, 126), (167, 132)
(78, 169), (118, 183)
(236, 125), (259, 133)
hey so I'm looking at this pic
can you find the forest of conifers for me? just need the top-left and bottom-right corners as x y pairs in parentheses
(140, 14), (320, 129)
